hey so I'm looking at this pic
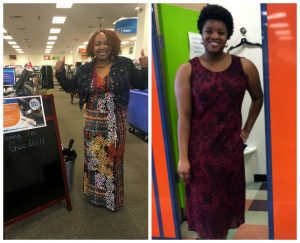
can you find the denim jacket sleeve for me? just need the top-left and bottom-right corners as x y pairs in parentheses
(128, 60), (148, 90)
(55, 69), (78, 92)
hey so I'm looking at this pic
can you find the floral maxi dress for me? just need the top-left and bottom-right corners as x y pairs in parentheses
(83, 73), (127, 211)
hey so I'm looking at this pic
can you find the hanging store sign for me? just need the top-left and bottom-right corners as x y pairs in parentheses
(44, 55), (51, 60)
(115, 17), (138, 34)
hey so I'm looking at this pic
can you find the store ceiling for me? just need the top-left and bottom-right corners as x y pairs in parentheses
(3, 3), (145, 55)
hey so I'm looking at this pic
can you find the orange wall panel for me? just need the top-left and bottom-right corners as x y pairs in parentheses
(267, 3), (296, 239)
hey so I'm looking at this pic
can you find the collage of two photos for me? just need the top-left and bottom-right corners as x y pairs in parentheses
(3, 1), (296, 240)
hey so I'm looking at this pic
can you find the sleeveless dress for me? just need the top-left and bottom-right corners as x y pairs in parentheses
(83, 70), (127, 211)
(186, 55), (248, 238)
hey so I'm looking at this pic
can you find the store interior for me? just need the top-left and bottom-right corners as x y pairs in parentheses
(3, 3), (148, 239)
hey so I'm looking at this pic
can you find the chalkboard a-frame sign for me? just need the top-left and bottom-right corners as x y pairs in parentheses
(4, 94), (72, 227)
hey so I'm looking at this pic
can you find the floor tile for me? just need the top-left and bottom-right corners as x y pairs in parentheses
(233, 224), (269, 239)
(248, 200), (268, 211)
(245, 211), (268, 225)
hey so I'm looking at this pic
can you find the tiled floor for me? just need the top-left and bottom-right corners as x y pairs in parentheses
(181, 182), (269, 240)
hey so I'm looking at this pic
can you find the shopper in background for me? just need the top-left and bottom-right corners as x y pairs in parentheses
(55, 29), (148, 211)
(175, 4), (263, 239)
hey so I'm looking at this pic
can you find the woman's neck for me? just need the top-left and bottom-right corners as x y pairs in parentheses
(95, 59), (112, 68)
(203, 51), (227, 63)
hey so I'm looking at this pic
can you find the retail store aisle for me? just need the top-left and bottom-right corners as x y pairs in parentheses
(181, 181), (269, 239)
(4, 86), (148, 239)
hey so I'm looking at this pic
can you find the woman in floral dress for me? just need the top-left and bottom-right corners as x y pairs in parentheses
(56, 29), (148, 211)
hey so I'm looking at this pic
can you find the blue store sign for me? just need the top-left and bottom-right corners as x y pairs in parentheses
(115, 17), (137, 34)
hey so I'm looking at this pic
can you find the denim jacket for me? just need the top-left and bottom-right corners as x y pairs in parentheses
(56, 56), (148, 110)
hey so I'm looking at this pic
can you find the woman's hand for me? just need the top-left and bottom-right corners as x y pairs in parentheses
(177, 158), (191, 184)
(240, 129), (249, 142)
(139, 49), (148, 69)
(55, 56), (65, 73)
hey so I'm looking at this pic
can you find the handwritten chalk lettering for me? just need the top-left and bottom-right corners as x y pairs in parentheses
(9, 142), (27, 152)
(28, 138), (46, 148)
(4, 133), (22, 142)
(28, 130), (36, 137)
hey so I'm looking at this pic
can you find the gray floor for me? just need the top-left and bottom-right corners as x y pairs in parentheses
(4, 86), (148, 239)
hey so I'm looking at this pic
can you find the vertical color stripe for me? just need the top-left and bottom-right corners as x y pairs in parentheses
(152, 156), (164, 238)
(260, 3), (274, 239)
(266, 3), (297, 239)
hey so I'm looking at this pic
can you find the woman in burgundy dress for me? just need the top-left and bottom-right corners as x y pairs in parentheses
(175, 5), (263, 239)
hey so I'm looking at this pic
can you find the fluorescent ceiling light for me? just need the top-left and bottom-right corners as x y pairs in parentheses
(83, 41), (88, 45)
(50, 28), (61, 34)
(45, 49), (52, 51)
(269, 23), (289, 28)
(8, 41), (17, 45)
(15, 49), (22, 51)
(46, 46), (53, 49)
(12, 45), (20, 48)
(78, 45), (86, 48)
(48, 36), (58, 40)
(52, 16), (67, 24)
(47, 41), (55, 45)
(17, 51), (24, 53)
(3, 28), (7, 33)
(56, 3), (73, 8)
(121, 41), (129, 45)
(3, 36), (13, 40)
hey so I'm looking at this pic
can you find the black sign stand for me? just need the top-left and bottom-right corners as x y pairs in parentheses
(4, 94), (72, 234)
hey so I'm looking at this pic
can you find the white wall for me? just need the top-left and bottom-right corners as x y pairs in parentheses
(222, 3), (267, 180)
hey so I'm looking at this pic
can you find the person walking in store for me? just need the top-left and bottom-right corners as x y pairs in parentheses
(55, 29), (148, 211)
(175, 4), (263, 239)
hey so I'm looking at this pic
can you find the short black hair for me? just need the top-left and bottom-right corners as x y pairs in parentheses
(197, 4), (234, 39)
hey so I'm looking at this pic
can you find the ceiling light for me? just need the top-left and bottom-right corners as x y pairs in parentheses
(52, 16), (67, 24)
(78, 45), (86, 48)
(3, 28), (7, 33)
(47, 41), (55, 45)
(8, 41), (17, 45)
(12, 45), (20, 48)
(56, 3), (73, 8)
(48, 36), (58, 40)
(129, 36), (137, 41)
(83, 41), (88, 45)
(3, 36), (13, 40)
(45, 49), (52, 51)
(17, 51), (24, 53)
(15, 49), (22, 51)
(121, 41), (129, 45)
(46, 46), (53, 49)
(50, 28), (61, 34)
(135, 6), (143, 12)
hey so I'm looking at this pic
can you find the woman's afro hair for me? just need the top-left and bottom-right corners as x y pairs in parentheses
(197, 4), (234, 39)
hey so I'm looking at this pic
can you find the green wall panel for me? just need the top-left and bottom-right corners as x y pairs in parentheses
(157, 4), (199, 208)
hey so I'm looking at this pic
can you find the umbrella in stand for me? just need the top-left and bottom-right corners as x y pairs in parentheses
(63, 139), (77, 190)
(63, 138), (77, 162)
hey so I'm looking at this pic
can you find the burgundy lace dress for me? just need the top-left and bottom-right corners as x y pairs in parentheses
(186, 55), (247, 239)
